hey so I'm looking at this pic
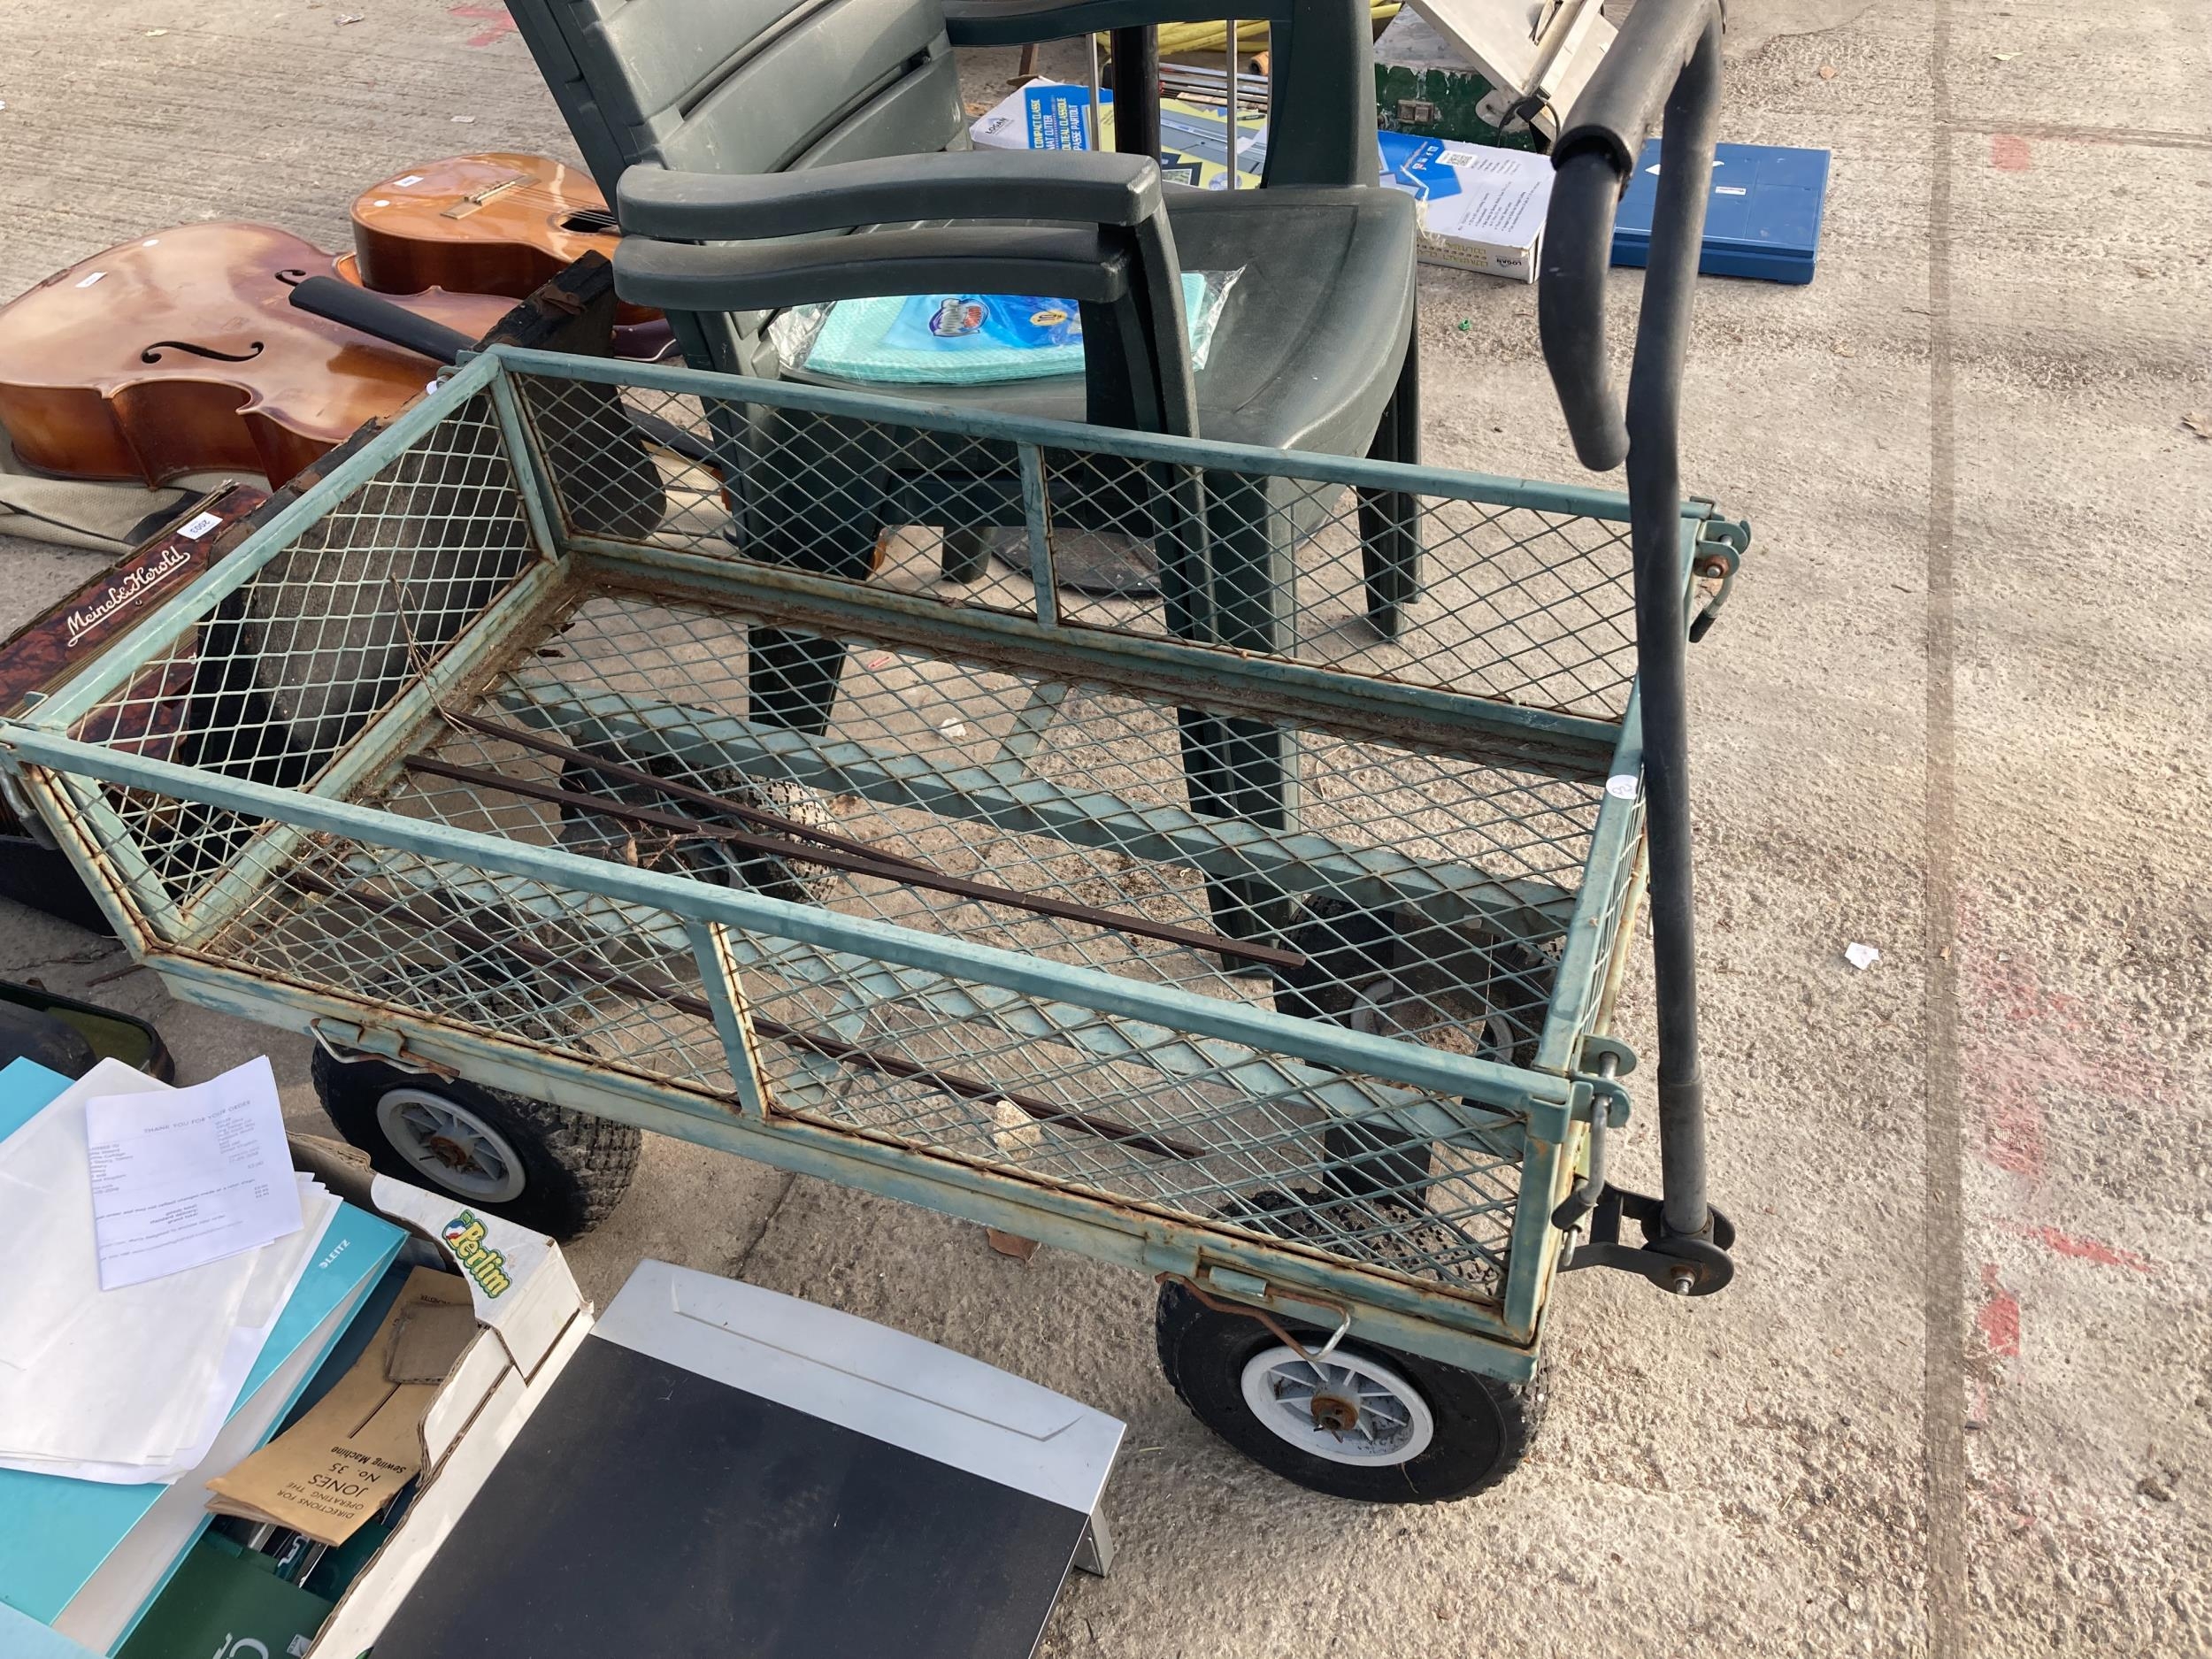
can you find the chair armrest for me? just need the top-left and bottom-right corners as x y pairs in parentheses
(613, 227), (1130, 314)
(615, 151), (1162, 242)
(614, 151), (1198, 437)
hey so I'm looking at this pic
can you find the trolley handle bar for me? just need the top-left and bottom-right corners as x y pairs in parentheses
(1539, 0), (1729, 1263)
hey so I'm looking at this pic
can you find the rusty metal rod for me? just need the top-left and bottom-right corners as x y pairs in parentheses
(444, 706), (936, 877)
(401, 752), (1308, 973)
(283, 866), (1207, 1162)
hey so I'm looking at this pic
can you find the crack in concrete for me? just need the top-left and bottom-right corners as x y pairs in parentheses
(731, 1167), (801, 1277)
(1923, 6), (1970, 1656)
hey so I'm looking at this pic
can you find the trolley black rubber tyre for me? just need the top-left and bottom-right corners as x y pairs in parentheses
(309, 1049), (640, 1241)
(1155, 1279), (1544, 1503)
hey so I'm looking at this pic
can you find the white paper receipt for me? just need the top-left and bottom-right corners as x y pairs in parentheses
(84, 1056), (303, 1291)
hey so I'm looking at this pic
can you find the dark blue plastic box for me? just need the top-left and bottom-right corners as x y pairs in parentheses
(1610, 140), (1831, 285)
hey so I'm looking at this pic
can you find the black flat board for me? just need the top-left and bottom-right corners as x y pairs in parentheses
(372, 1334), (1087, 1659)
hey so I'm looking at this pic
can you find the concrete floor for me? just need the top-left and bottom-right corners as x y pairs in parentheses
(2, 1), (2208, 1654)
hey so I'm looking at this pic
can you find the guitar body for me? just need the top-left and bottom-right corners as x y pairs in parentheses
(0, 222), (512, 488)
(350, 153), (659, 330)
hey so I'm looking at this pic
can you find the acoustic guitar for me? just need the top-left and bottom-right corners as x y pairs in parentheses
(349, 153), (663, 339)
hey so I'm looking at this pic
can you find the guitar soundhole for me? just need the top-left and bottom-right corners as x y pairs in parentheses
(141, 340), (267, 365)
(560, 211), (620, 236)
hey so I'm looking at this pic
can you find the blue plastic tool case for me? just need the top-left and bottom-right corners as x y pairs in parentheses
(1611, 140), (1831, 285)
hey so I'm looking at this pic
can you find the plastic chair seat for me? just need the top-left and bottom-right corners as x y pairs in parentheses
(783, 187), (1417, 454)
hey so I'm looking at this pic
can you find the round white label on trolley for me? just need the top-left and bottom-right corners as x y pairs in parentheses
(1604, 774), (1640, 801)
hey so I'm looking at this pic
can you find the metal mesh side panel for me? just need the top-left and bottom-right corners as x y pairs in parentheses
(199, 825), (736, 1098)
(378, 588), (1599, 1075)
(168, 807), (1526, 1305)
(514, 373), (1639, 722)
(741, 938), (1526, 1303)
(63, 396), (539, 926)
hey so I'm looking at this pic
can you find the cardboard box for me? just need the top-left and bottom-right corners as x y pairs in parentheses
(1378, 134), (1552, 280)
(4, 1150), (590, 1659)
(969, 81), (1264, 191)
(204, 1267), (478, 1547)
(969, 81), (1552, 281)
(24, 1167), (1125, 1659)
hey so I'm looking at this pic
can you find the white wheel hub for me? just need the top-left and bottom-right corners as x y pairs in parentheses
(1239, 1344), (1435, 1466)
(375, 1087), (526, 1202)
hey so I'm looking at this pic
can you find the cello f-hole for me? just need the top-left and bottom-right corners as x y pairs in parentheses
(140, 339), (267, 365)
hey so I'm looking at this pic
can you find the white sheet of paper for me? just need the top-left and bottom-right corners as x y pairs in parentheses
(0, 1183), (337, 1483)
(0, 1060), (257, 1466)
(52, 1286), (371, 1650)
(84, 1056), (303, 1290)
(0, 1059), (342, 1479)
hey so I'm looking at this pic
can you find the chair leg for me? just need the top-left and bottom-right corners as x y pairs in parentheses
(941, 526), (994, 582)
(1179, 711), (1297, 977)
(1176, 475), (1297, 976)
(1356, 339), (1424, 640)
(748, 627), (849, 736)
(741, 409), (893, 735)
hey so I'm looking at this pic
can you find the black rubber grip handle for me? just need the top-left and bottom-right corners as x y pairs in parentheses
(1539, 0), (1724, 471)
(1537, 2), (1730, 1254)
(287, 275), (476, 365)
(1554, 0), (1721, 177)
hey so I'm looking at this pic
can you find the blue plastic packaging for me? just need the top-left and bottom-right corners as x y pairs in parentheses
(776, 271), (1239, 386)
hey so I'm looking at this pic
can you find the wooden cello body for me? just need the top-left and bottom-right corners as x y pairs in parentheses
(0, 222), (511, 488)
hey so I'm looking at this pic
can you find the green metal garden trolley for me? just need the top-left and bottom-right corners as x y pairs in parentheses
(0, 12), (1745, 1503)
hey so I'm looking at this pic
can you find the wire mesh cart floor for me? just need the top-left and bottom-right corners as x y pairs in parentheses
(2, 334), (1747, 1500)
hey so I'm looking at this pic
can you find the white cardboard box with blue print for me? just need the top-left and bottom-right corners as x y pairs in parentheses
(1377, 134), (1555, 281)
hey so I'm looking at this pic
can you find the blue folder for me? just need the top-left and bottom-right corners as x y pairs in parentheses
(1611, 140), (1832, 285)
(0, 1058), (406, 1640)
